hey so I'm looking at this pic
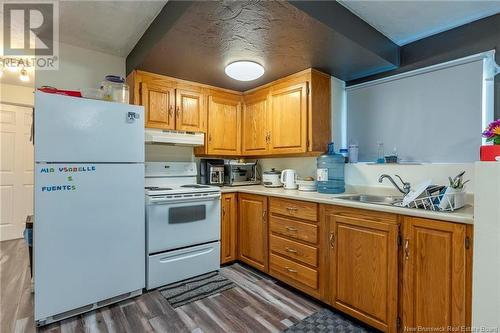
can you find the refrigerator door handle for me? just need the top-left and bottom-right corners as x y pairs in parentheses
(31, 107), (35, 144)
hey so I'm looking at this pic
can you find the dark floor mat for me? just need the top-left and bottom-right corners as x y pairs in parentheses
(283, 308), (375, 333)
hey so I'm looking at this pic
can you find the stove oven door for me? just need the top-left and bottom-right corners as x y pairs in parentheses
(146, 193), (221, 253)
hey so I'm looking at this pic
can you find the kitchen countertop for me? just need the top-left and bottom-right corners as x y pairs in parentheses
(220, 185), (474, 224)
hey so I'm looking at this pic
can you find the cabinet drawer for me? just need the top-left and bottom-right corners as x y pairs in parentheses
(270, 254), (318, 290)
(270, 216), (318, 244)
(270, 235), (318, 267)
(270, 197), (318, 221)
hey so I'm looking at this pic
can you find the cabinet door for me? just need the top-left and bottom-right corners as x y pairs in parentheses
(221, 193), (237, 264)
(141, 82), (175, 130)
(238, 194), (268, 272)
(268, 82), (308, 154)
(207, 95), (241, 155)
(242, 92), (268, 155)
(175, 89), (205, 132)
(325, 207), (398, 332)
(402, 217), (467, 329)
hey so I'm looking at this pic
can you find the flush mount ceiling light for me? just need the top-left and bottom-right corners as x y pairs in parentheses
(225, 61), (264, 81)
(19, 68), (29, 82)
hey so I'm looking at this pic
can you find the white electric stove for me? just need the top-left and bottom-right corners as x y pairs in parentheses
(145, 162), (221, 290)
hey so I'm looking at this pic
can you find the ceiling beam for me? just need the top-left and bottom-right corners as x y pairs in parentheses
(288, 1), (400, 66)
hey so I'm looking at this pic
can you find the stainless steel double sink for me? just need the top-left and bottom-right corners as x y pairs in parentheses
(337, 194), (403, 206)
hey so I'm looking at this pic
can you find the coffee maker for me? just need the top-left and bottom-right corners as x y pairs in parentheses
(200, 159), (225, 186)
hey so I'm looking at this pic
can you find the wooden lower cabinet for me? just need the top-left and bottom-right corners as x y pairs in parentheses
(230, 196), (472, 333)
(238, 194), (268, 272)
(268, 198), (324, 299)
(323, 205), (399, 332)
(221, 193), (237, 264)
(401, 216), (471, 330)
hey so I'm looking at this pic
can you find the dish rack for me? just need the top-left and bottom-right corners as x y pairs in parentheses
(394, 191), (466, 212)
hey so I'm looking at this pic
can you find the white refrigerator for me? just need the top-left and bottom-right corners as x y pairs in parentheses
(34, 92), (145, 325)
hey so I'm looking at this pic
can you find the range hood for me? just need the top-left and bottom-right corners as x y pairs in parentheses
(145, 129), (204, 146)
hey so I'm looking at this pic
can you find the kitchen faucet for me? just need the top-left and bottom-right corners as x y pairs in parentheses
(378, 174), (411, 195)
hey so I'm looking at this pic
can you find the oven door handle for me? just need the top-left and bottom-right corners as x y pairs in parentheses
(148, 193), (221, 204)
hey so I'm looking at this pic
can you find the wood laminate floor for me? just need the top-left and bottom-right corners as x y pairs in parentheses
(1, 239), (324, 333)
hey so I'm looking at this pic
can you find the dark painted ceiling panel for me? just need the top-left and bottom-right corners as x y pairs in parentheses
(127, 0), (400, 91)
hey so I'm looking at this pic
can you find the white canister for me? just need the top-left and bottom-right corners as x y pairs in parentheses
(348, 144), (359, 163)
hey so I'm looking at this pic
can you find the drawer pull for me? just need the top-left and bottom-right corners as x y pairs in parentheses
(286, 226), (298, 232)
(285, 247), (297, 253)
(286, 207), (298, 212)
(404, 239), (410, 260)
(285, 267), (298, 273)
(329, 232), (335, 248)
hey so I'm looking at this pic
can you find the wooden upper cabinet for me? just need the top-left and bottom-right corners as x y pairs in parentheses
(175, 89), (205, 132)
(268, 82), (308, 154)
(129, 68), (331, 157)
(207, 93), (241, 155)
(402, 217), (469, 330)
(221, 193), (237, 264)
(238, 194), (268, 272)
(141, 82), (175, 130)
(323, 206), (398, 333)
(242, 90), (269, 155)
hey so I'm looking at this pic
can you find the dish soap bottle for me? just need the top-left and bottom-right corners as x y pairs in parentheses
(316, 142), (345, 194)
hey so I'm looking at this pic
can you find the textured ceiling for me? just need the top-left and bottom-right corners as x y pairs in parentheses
(338, 0), (500, 46)
(59, 1), (166, 56)
(132, 0), (399, 90)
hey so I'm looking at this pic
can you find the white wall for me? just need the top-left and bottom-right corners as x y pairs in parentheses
(35, 42), (125, 90)
(0, 83), (35, 106)
(472, 162), (500, 327)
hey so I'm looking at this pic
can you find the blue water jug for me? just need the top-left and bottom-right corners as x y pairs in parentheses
(316, 142), (345, 194)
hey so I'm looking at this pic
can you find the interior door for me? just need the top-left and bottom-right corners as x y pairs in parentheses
(402, 217), (467, 329)
(242, 91), (268, 155)
(207, 95), (241, 155)
(0, 104), (33, 241)
(238, 194), (268, 272)
(268, 82), (308, 154)
(327, 210), (398, 332)
(142, 82), (175, 130)
(175, 89), (204, 132)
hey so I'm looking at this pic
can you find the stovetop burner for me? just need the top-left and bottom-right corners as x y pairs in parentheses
(145, 186), (173, 191)
(180, 184), (210, 189)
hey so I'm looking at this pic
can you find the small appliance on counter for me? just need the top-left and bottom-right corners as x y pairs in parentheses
(224, 160), (260, 186)
(200, 159), (225, 186)
(281, 169), (298, 190)
(262, 168), (282, 187)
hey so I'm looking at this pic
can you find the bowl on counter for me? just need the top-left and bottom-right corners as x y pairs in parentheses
(296, 178), (317, 192)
